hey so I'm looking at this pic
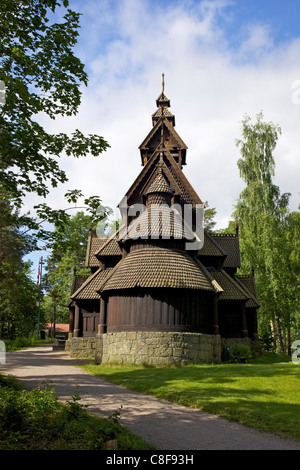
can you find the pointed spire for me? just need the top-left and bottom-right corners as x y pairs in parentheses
(152, 74), (175, 126)
(156, 73), (170, 108)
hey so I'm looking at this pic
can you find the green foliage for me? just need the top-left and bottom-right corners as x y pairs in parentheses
(0, 374), (153, 450)
(229, 344), (252, 363)
(260, 331), (274, 352)
(4, 335), (50, 351)
(233, 112), (299, 353)
(203, 201), (217, 233)
(0, 1), (113, 338)
(42, 212), (92, 323)
(216, 220), (236, 235)
(42, 210), (114, 323)
(0, 0), (111, 262)
(0, 0), (109, 208)
(0, 196), (38, 339)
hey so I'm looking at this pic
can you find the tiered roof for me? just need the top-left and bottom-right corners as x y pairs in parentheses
(145, 166), (173, 195)
(70, 268), (114, 301)
(207, 268), (249, 301)
(120, 149), (201, 212)
(99, 248), (216, 292)
(85, 235), (109, 268)
(69, 78), (259, 311)
(211, 232), (241, 269)
(67, 273), (89, 307)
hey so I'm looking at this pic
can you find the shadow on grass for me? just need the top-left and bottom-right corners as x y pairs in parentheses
(81, 360), (300, 441)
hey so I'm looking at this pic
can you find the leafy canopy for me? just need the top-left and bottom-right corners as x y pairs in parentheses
(0, 0), (109, 208)
(234, 112), (299, 351)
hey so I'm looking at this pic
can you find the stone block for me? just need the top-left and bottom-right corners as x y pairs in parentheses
(127, 332), (136, 340)
(173, 347), (183, 358)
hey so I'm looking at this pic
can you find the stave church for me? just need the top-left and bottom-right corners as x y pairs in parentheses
(66, 77), (260, 364)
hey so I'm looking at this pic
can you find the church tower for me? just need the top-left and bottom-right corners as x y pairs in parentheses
(67, 76), (260, 364)
(139, 74), (187, 168)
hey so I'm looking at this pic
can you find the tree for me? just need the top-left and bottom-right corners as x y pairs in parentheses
(233, 112), (299, 353)
(0, 197), (37, 338)
(42, 208), (113, 324)
(277, 209), (300, 352)
(0, 0), (109, 211)
(216, 220), (236, 235)
(203, 201), (217, 233)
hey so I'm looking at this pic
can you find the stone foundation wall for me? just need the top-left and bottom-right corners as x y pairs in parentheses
(66, 333), (261, 365)
(66, 331), (222, 365)
(65, 336), (100, 359)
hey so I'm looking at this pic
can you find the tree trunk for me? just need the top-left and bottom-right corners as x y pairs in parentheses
(52, 304), (56, 340)
(275, 314), (284, 353)
(283, 326), (287, 355)
(287, 315), (291, 356)
(270, 318), (277, 352)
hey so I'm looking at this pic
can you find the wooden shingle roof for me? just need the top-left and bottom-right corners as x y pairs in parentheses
(126, 205), (196, 241)
(207, 268), (250, 301)
(71, 267), (114, 300)
(235, 275), (260, 308)
(145, 169), (173, 195)
(211, 234), (241, 269)
(66, 274), (89, 307)
(85, 236), (109, 267)
(120, 148), (202, 210)
(156, 90), (171, 107)
(139, 118), (187, 152)
(152, 108), (174, 118)
(198, 231), (227, 258)
(95, 237), (122, 257)
(99, 248), (216, 292)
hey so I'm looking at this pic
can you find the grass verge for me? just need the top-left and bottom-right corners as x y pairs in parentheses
(0, 373), (153, 450)
(81, 352), (300, 441)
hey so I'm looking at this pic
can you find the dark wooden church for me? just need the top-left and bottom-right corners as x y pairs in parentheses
(67, 77), (260, 363)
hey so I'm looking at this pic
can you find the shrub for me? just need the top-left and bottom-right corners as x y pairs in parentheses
(5, 337), (34, 351)
(230, 343), (252, 363)
(0, 374), (152, 450)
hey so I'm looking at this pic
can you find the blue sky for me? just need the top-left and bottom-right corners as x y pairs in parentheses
(25, 0), (300, 278)
(216, 0), (300, 47)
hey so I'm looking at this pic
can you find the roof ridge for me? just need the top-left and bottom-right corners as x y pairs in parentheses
(95, 225), (124, 256)
(71, 267), (103, 299)
(193, 256), (223, 293)
(204, 230), (228, 256)
(234, 276), (260, 307)
(235, 275), (260, 306)
(220, 269), (250, 299)
(212, 233), (236, 238)
(139, 118), (187, 150)
(97, 257), (124, 293)
(207, 268), (251, 301)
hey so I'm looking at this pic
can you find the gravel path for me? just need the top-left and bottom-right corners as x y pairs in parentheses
(1, 344), (299, 450)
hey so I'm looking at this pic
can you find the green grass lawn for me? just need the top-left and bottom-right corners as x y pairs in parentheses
(81, 352), (300, 441)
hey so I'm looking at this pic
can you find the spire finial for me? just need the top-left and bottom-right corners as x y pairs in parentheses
(162, 73), (165, 92)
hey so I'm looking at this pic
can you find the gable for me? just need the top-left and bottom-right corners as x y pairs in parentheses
(139, 119), (187, 167)
(120, 147), (202, 210)
(139, 118), (187, 151)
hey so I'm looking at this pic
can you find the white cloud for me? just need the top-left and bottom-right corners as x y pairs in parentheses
(237, 24), (274, 60)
